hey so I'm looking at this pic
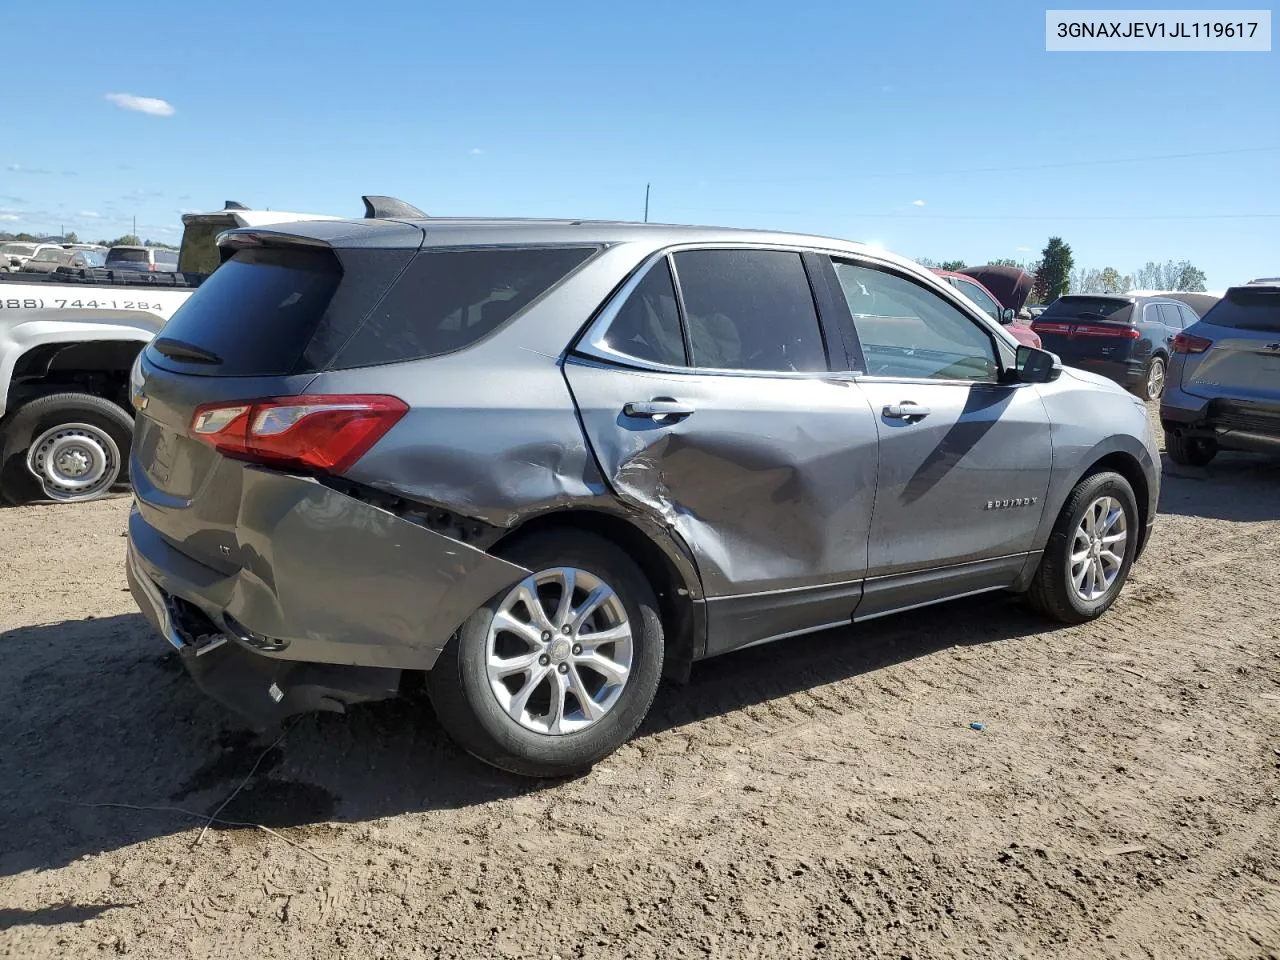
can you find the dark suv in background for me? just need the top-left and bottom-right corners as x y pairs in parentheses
(1161, 282), (1280, 465)
(1032, 294), (1200, 400)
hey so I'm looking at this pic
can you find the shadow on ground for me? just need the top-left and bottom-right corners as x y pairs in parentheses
(1, 592), (1048, 880)
(1158, 451), (1280, 522)
(2, 466), (1272, 882)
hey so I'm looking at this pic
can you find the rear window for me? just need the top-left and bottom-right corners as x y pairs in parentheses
(1202, 288), (1280, 332)
(107, 248), (149, 264)
(148, 247), (342, 376)
(330, 246), (596, 368)
(155, 249), (178, 264)
(148, 244), (596, 377)
(1041, 297), (1133, 322)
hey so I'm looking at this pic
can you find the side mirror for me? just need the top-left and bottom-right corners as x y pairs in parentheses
(1001, 307), (1016, 325)
(1015, 345), (1062, 384)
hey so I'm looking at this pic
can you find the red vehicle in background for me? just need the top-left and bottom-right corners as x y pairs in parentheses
(931, 268), (1042, 349)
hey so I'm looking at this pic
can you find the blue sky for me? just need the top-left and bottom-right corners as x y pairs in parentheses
(2, 1), (1276, 289)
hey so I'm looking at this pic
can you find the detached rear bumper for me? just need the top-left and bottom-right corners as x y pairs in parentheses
(126, 468), (530, 725)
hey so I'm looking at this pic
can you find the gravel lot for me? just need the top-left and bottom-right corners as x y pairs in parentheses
(2, 421), (1278, 959)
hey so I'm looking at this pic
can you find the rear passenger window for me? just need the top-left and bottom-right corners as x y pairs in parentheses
(671, 250), (827, 372)
(1156, 303), (1183, 328)
(1177, 304), (1200, 327)
(333, 246), (597, 368)
(600, 257), (687, 366)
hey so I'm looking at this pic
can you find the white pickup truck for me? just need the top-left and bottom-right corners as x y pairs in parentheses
(0, 195), (424, 505)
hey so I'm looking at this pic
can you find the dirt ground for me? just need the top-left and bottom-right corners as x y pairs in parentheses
(2, 420), (1278, 959)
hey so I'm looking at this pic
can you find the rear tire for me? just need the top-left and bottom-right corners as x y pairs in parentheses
(427, 530), (665, 778)
(1024, 471), (1139, 624)
(0, 392), (133, 506)
(1164, 430), (1218, 467)
(1137, 355), (1166, 401)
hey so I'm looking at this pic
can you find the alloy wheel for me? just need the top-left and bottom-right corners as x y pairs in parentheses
(485, 567), (633, 735)
(1070, 496), (1129, 602)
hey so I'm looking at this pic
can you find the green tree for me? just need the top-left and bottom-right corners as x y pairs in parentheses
(100, 234), (143, 247)
(1038, 237), (1073, 299)
(989, 258), (1020, 267)
(914, 256), (939, 268)
(1175, 262), (1207, 292)
(939, 259), (967, 271)
(1099, 267), (1132, 294)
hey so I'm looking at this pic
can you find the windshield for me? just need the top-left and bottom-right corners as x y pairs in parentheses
(953, 278), (1001, 321)
(32, 248), (66, 262)
(1, 243), (36, 257)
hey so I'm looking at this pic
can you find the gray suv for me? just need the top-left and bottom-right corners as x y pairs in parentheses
(126, 199), (1160, 777)
(1161, 282), (1280, 465)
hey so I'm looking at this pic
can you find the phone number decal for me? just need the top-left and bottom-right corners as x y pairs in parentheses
(0, 298), (165, 311)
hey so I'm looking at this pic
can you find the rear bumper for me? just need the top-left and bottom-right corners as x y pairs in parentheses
(1161, 388), (1280, 453)
(126, 468), (530, 724)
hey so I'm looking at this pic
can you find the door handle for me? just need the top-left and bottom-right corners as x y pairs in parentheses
(623, 399), (695, 420)
(882, 402), (932, 420)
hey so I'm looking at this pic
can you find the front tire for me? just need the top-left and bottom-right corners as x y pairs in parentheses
(1025, 471), (1139, 624)
(427, 530), (665, 778)
(1165, 430), (1218, 467)
(0, 392), (133, 506)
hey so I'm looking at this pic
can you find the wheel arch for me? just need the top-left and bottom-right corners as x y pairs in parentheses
(491, 506), (706, 683)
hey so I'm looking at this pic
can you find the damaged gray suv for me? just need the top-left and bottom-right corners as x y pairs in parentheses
(127, 197), (1160, 777)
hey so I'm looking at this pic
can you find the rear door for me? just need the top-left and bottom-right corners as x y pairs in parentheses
(826, 257), (1052, 617)
(565, 247), (880, 651)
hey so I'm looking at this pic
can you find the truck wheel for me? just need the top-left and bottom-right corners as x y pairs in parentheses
(0, 393), (134, 506)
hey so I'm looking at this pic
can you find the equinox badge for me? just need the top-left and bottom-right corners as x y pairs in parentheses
(985, 497), (1038, 510)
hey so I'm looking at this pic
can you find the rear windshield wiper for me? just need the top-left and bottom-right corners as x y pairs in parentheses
(153, 337), (223, 365)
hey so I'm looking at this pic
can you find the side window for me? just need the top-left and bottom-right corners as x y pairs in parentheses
(953, 278), (1002, 322)
(599, 257), (687, 366)
(1156, 303), (1182, 328)
(832, 261), (999, 382)
(1177, 304), (1200, 328)
(671, 250), (827, 372)
(1143, 303), (1163, 325)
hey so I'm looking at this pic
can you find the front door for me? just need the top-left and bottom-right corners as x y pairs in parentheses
(564, 248), (880, 653)
(826, 256), (1053, 618)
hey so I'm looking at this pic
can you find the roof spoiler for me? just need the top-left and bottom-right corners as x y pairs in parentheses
(362, 195), (427, 219)
(224, 201), (249, 210)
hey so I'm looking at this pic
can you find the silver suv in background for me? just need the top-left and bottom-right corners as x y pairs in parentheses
(126, 207), (1160, 777)
(105, 245), (179, 273)
(1161, 282), (1280, 465)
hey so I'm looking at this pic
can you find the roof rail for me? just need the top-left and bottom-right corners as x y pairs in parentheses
(362, 195), (427, 219)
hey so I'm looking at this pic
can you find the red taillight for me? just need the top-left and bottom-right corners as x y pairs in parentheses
(1072, 324), (1141, 339)
(190, 395), (408, 473)
(1172, 333), (1212, 354)
(1031, 322), (1073, 335)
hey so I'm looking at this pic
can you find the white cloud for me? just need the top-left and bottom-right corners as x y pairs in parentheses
(1016, 246), (1032, 252)
(105, 93), (175, 117)
(910, 199), (925, 206)
(0, 214), (20, 222)
(469, 147), (485, 155)
(78, 210), (102, 218)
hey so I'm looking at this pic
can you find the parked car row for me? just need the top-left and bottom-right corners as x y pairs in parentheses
(0, 240), (177, 274)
